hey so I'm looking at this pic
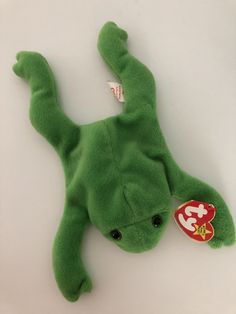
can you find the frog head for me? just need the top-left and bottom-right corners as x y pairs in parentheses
(107, 210), (171, 253)
(90, 181), (172, 253)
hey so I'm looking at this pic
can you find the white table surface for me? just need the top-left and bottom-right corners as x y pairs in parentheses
(1, 1), (236, 313)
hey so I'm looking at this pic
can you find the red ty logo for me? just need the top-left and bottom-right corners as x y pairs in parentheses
(174, 200), (216, 242)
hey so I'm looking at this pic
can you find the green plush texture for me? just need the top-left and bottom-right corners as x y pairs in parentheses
(13, 21), (235, 302)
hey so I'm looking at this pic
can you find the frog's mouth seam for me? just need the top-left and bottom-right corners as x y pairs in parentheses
(103, 209), (171, 236)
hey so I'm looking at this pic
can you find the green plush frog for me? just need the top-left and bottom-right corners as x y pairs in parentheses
(13, 21), (235, 302)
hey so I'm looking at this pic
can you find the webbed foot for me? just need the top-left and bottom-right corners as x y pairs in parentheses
(208, 210), (235, 248)
(98, 21), (128, 45)
(61, 275), (92, 302)
(13, 51), (50, 81)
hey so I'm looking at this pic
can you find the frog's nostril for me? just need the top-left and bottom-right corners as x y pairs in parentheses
(152, 215), (162, 228)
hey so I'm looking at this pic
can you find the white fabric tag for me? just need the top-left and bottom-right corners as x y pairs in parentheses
(107, 81), (124, 102)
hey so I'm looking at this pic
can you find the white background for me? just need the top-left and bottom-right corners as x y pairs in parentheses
(1, 1), (236, 313)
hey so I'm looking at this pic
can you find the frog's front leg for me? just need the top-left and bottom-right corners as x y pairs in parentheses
(53, 197), (92, 301)
(98, 22), (156, 113)
(169, 168), (235, 248)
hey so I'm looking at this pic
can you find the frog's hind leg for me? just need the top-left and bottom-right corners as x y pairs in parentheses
(98, 22), (156, 114)
(13, 52), (80, 155)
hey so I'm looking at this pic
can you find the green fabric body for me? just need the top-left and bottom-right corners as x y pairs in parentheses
(13, 21), (235, 302)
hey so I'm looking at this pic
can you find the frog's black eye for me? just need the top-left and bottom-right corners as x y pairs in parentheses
(110, 229), (122, 240)
(152, 215), (162, 228)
